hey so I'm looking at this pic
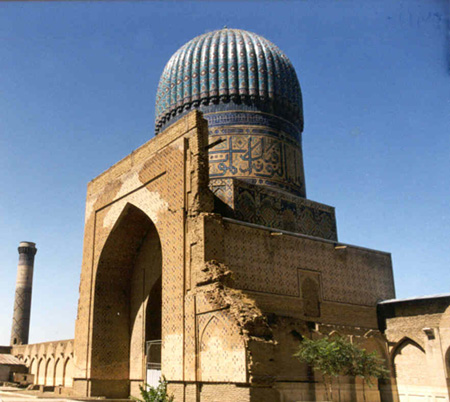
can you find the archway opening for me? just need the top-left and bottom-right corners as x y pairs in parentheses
(30, 358), (37, 383)
(63, 357), (73, 387)
(145, 277), (162, 389)
(37, 358), (45, 385)
(392, 338), (427, 401)
(90, 204), (162, 398)
(45, 358), (54, 386)
(54, 358), (63, 387)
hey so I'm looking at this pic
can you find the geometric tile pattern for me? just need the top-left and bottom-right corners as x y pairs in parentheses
(300, 276), (321, 317)
(66, 109), (396, 400)
(222, 221), (394, 306)
(210, 177), (337, 241)
(11, 246), (36, 346)
(11, 288), (32, 344)
(197, 312), (246, 382)
(73, 114), (205, 397)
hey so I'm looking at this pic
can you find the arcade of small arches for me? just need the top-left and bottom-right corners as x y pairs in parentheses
(13, 340), (74, 388)
(10, 330), (450, 395)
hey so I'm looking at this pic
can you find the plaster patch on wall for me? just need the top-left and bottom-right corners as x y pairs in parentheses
(161, 333), (184, 380)
(103, 188), (169, 229)
(85, 194), (99, 224)
(100, 171), (168, 229)
(169, 137), (185, 152)
(115, 171), (143, 199)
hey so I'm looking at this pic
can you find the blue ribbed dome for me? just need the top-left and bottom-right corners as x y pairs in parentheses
(155, 28), (303, 133)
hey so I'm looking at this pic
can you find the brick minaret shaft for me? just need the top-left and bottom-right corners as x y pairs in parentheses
(10, 242), (37, 345)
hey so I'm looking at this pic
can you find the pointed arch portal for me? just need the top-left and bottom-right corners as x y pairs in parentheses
(90, 204), (162, 398)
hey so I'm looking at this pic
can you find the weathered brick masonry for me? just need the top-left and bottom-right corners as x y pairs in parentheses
(68, 111), (397, 401)
(10, 27), (446, 402)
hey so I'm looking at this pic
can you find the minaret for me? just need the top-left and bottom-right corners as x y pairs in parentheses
(10, 241), (37, 345)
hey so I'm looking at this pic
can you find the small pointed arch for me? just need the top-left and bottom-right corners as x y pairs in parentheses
(37, 357), (46, 385)
(391, 336), (426, 379)
(63, 357), (74, 387)
(44, 357), (53, 386)
(390, 336), (425, 360)
(199, 314), (222, 348)
(54, 357), (64, 387)
(198, 313), (246, 382)
(392, 336), (430, 391)
(29, 358), (37, 380)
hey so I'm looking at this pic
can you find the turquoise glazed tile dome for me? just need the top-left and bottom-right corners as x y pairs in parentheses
(155, 28), (306, 197)
(155, 28), (303, 134)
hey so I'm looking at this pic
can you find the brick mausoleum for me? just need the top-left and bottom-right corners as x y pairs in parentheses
(4, 29), (450, 402)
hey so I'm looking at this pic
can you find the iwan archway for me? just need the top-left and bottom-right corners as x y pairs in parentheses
(90, 204), (162, 398)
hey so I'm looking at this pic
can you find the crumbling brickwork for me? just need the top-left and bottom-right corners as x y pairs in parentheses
(63, 110), (397, 401)
(6, 25), (440, 401)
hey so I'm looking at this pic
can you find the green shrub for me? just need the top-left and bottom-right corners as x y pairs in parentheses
(131, 377), (174, 402)
(294, 336), (388, 401)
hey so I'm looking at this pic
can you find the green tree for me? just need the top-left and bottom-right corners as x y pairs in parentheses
(345, 345), (389, 401)
(293, 336), (388, 401)
(131, 377), (174, 402)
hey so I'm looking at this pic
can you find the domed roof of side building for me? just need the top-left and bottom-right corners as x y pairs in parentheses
(155, 28), (303, 134)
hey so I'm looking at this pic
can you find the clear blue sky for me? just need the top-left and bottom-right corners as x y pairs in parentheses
(0, 0), (449, 345)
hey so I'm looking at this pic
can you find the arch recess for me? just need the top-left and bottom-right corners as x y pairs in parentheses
(30, 358), (37, 380)
(45, 358), (54, 386)
(54, 358), (64, 386)
(390, 336), (425, 362)
(392, 337), (428, 392)
(63, 357), (74, 387)
(90, 203), (163, 398)
(199, 314), (246, 383)
(301, 277), (320, 317)
(37, 358), (45, 385)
